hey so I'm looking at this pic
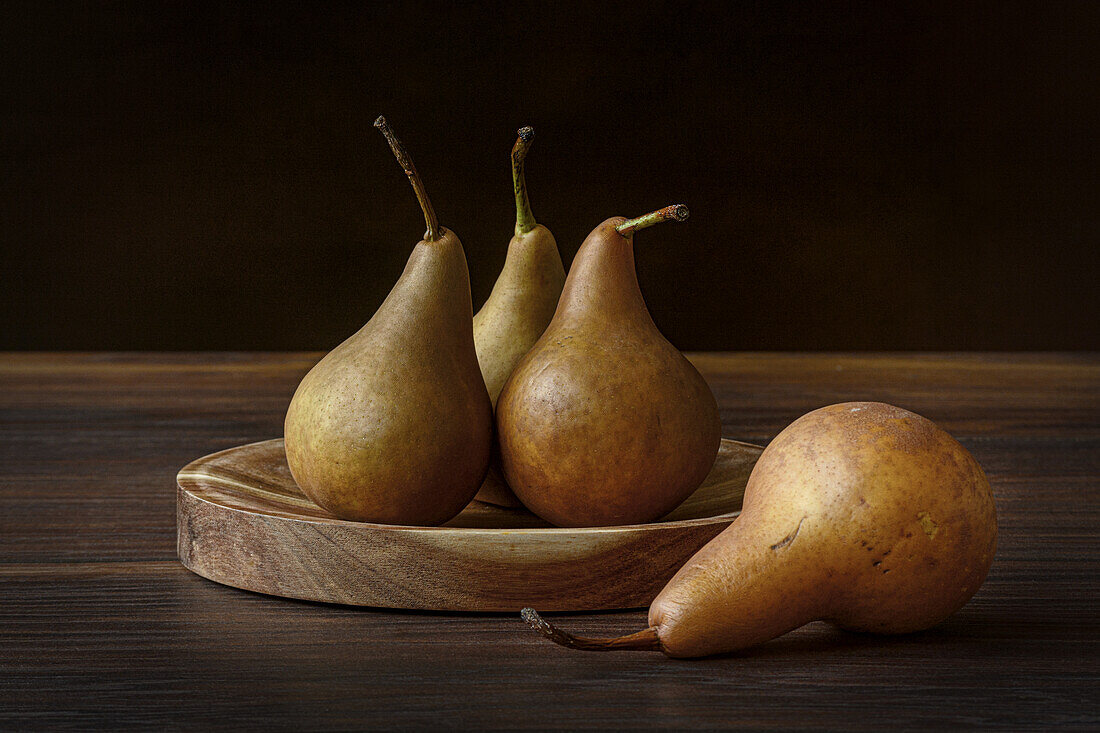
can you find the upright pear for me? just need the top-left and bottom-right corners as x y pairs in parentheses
(523, 402), (998, 657)
(283, 117), (492, 526)
(472, 127), (566, 507)
(496, 206), (721, 527)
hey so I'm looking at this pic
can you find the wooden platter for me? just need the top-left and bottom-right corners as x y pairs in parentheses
(177, 438), (762, 611)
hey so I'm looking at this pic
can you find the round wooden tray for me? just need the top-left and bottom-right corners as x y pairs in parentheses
(177, 438), (762, 611)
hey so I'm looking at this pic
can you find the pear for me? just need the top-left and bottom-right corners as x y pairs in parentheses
(283, 117), (492, 526)
(496, 206), (721, 527)
(472, 126), (566, 507)
(522, 402), (998, 657)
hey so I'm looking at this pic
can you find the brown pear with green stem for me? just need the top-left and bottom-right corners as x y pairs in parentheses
(495, 205), (721, 526)
(521, 402), (998, 657)
(472, 126), (566, 507)
(283, 116), (492, 526)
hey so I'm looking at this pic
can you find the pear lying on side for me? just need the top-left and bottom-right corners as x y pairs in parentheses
(496, 206), (721, 527)
(472, 127), (566, 507)
(523, 402), (998, 657)
(284, 117), (492, 526)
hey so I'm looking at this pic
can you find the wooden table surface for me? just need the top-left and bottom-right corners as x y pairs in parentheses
(1, 352), (1097, 729)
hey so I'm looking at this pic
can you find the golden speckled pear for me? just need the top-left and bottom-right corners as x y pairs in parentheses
(283, 118), (492, 526)
(496, 206), (721, 527)
(523, 402), (998, 657)
(472, 127), (565, 507)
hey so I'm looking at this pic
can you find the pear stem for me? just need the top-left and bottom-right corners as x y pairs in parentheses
(374, 116), (441, 242)
(512, 126), (537, 235)
(615, 204), (690, 237)
(520, 608), (663, 652)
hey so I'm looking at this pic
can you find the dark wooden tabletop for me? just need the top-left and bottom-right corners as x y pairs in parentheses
(2, 352), (1097, 729)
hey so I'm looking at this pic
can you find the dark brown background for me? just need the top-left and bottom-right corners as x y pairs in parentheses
(2, 1), (1097, 351)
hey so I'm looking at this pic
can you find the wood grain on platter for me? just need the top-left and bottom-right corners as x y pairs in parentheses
(176, 438), (762, 611)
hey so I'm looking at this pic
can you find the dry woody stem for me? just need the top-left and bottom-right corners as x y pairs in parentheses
(616, 205), (690, 237)
(512, 126), (537, 234)
(374, 116), (441, 241)
(520, 608), (662, 652)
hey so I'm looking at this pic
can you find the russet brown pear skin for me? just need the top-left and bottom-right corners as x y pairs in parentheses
(522, 401), (996, 657)
(472, 128), (566, 507)
(496, 217), (721, 527)
(473, 223), (565, 506)
(647, 402), (996, 657)
(474, 224), (564, 402)
(284, 228), (493, 526)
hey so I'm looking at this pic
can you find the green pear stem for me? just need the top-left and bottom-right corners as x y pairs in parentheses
(615, 204), (689, 238)
(512, 126), (537, 235)
(520, 608), (662, 652)
(374, 116), (441, 242)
